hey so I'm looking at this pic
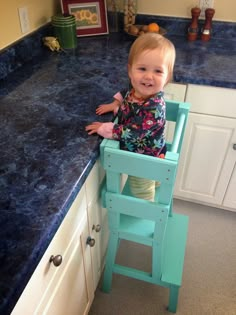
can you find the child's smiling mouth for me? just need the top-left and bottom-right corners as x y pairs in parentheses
(142, 83), (153, 87)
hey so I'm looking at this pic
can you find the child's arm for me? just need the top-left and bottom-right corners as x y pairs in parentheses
(96, 99), (120, 115)
(86, 92), (122, 137)
(96, 91), (124, 115)
(85, 122), (114, 138)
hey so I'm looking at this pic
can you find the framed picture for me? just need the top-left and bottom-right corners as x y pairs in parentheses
(61, 0), (108, 37)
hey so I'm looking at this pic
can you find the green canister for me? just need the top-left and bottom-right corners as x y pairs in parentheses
(52, 14), (77, 49)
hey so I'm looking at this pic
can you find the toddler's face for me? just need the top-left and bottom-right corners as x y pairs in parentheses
(128, 48), (169, 99)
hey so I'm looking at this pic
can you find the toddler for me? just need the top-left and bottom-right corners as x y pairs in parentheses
(86, 33), (176, 201)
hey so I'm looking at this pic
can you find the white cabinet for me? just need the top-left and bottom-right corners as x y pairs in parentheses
(35, 212), (93, 315)
(85, 160), (109, 291)
(174, 113), (236, 207)
(164, 82), (187, 142)
(174, 84), (236, 211)
(11, 185), (95, 314)
(164, 82), (187, 102)
(87, 197), (109, 290)
(11, 160), (108, 315)
(223, 163), (236, 209)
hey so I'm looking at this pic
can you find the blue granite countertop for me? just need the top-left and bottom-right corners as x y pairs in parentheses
(0, 27), (236, 314)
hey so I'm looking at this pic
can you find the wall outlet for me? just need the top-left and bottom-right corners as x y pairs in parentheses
(18, 7), (30, 33)
(199, 0), (214, 17)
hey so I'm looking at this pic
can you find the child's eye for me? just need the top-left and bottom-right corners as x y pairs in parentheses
(138, 67), (146, 71)
(155, 69), (162, 73)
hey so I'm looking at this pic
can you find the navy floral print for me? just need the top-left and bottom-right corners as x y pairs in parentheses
(113, 89), (166, 157)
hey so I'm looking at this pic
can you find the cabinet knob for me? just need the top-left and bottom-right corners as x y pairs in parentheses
(49, 255), (62, 267)
(92, 224), (101, 232)
(233, 144), (236, 150)
(86, 236), (95, 247)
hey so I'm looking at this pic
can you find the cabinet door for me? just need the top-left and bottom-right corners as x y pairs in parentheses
(85, 160), (109, 290)
(223, 162), (236, 210)
(87, 198), (102, 290)
(11, 186), (94, 315)
(174, 113), (236, 206)
(87, 195), (109, 291)
(36, 213), (93, 315)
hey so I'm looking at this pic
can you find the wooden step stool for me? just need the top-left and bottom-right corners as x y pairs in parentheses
(100, 100), (190, 313)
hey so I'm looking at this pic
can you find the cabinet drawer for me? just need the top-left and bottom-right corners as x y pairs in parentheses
(164, 83), (187, 101)
(164, 83), (187, 142)
(11, 186), (87, 315)
(186, 84), (236, 118)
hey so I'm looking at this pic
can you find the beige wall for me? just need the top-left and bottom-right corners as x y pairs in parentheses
(0, 0), (60, 50)
(1, 0), (235, 50)
(115, 0), (236, 22)
(137, 0), (236, 22)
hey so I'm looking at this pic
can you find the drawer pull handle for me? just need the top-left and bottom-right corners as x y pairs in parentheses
(87, 237), (95, 247)
(49, 255), (62, 267)
(233, 144), (236, 150)
(92, 224), (101, 232)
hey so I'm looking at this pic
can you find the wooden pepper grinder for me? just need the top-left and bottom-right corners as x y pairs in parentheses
(188, 7), (201, 41)
(201, 8), (215, 41)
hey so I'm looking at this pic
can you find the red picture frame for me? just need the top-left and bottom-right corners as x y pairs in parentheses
(61, 0), (108, 37)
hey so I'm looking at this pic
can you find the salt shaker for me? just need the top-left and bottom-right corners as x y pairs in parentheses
(201, 8), (215, 41)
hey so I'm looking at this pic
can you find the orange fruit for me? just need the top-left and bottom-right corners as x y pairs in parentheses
(147, 22), (160, 33)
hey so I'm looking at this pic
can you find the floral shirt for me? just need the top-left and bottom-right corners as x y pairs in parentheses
(112, 89), (166, 157)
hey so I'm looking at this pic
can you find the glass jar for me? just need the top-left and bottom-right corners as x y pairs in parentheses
(107, 0), (119, 32)
(123, 0), (137, 32)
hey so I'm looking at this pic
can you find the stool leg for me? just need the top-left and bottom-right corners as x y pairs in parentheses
(102, 231), (119, 293)
(168, 285), (179, 313)
(169, 199), (173, 217)
(152, 241), (162, 281)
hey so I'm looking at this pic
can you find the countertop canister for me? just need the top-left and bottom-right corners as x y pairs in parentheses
(123, 0), (137, 32)
(52, 14), (77, 49)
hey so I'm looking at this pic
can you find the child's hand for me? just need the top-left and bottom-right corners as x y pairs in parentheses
(96, 103), (114, 115)
(85, 122), (103, 135)
(86, 122), (114, 138)
(96, 100), (120, 115)
(96, 104), (112, 115)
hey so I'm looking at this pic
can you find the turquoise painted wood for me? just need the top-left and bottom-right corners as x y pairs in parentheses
(100, 100), (190, 313)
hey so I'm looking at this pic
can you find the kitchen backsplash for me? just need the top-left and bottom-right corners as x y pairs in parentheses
(0, 25), (52, 81)
(1, 16), (235, 81)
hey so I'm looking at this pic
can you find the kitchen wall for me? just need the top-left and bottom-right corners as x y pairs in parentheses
(115, 0), (236, 22)
(137, 0), (236, 22)
(1, 0), (235, 51)
(0, 0), (60, 50)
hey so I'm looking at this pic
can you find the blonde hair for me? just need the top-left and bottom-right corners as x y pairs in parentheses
(128, 33), (176, 83)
